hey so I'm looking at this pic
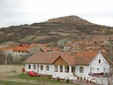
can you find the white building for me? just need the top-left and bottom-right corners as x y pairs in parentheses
(24, 51), (112, 85)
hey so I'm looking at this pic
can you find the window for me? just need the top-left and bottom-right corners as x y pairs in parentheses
(60, 65), (63, 72)
(54, 65), (58, 72)
(46, 65), (49, 71)
(33, 64), (36, 70)
(41, 65), (43, 70)
(28, 64), (31, 69)
(65, 66), (69, 73)
(79, 67), (84, 73)
(99, 59), (101, 63)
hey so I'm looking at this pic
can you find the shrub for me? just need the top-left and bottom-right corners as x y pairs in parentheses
(57, 77), (60, 81)
(48, 75), (52, 79)
(66, 79), (70, 83)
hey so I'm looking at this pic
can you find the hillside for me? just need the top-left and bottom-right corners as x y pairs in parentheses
(0, 15), (113, 46)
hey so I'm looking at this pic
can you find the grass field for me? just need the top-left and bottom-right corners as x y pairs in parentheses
(0, 73), (80, 85)
(13, 73), (80, 85)
(0, 80), (37, 85)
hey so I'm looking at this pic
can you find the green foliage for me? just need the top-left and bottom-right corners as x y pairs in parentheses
(11, 74), (80, 85)
(0, 80), (36, 85)
(57, 77), (60, 81)
(66, 79), (70, 83)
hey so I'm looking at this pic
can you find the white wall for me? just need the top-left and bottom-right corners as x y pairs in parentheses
(25, 64), (38, 72)
(75, 52), (110, 83)
(89, 52), (110, 74)
(25, 64), (54, 75)
(38, 64), (53, 75)
(13, 51), (28, 56)
(25, 64), (76, 79)
(52, 65), (75, 79)
(75, 66), (89, 80)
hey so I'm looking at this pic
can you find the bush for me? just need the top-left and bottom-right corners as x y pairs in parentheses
(57, 77), (60, 81)
(66, 79), (70, 83)
(48, 75), (52, 79)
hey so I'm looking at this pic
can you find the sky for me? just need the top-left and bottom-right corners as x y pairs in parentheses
(0, 0), (113, 27)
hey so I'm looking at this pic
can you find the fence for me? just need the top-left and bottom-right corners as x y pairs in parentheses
(0, 65), (24, 73)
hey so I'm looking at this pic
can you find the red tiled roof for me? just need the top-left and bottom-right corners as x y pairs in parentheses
(52, 52), (75, 65)
(101, 52), (113, 64)
(13, 46), (28, 52)
(0, 44), (29, 52)
(24, 52), (59, 64)
(73, 51), (99, 65)
(60, 55), (75, 65)
(24, 52), (74, 64)
(0, 47), (13, 51)
(24, 51), (111, 65)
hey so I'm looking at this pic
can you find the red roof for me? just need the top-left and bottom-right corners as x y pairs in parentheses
(24, 52), (60, 64)
(13, 46), (28, 52)
(74, 51), (99, 65)
(24, 51), (105, 65)
(12, 44), (29, 52)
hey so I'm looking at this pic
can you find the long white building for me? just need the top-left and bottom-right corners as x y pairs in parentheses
(24, 51), (112, 85)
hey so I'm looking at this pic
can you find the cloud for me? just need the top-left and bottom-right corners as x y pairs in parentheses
(0, 0), (113, 27)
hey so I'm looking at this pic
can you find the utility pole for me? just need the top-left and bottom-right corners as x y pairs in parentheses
(4, 50), (12, 65)
(4, 51), (8, 65)
(5, 54), (7, 65)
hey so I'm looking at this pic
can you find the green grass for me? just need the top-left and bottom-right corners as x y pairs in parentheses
(0, 80), (37, 85)
(16, 73), (38, 80)
(16, 74), (63, 83)
(14, 73), (80, 85)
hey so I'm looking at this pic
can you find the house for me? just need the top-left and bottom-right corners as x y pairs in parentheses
(24, 51), (112, 84)
(28, 43), (60, 53)
(12, 44), (29, 54)
(62, 44), (71, 52)
(0, 43), (47, 57)
(28, 43), (46, 54)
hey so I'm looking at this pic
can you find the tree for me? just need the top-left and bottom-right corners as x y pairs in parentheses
(0, 51), (6, 64)
(3, 50), (12, 65)
(101, 40), (113, 85)
(103, 40), (113, 60)
(106, 64), (113, 85)
(28, 46), (43, 55)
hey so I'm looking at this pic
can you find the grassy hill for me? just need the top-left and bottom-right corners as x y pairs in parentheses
(0, 15), (113, 45)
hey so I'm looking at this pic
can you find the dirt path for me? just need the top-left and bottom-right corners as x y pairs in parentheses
(0, 72), (14, 80)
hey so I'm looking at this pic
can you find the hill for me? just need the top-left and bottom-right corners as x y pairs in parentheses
(0, 15), (113, 46)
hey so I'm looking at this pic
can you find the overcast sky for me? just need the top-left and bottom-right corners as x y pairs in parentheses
(0, 0), (113, 27)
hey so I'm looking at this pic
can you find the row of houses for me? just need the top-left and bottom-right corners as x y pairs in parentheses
(0, 43), (60, 57)
(24, 51), (112, 85)
(62, 39), (112, 52)
(0, 40), (113, 84)
(0, 38), (112, 58)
